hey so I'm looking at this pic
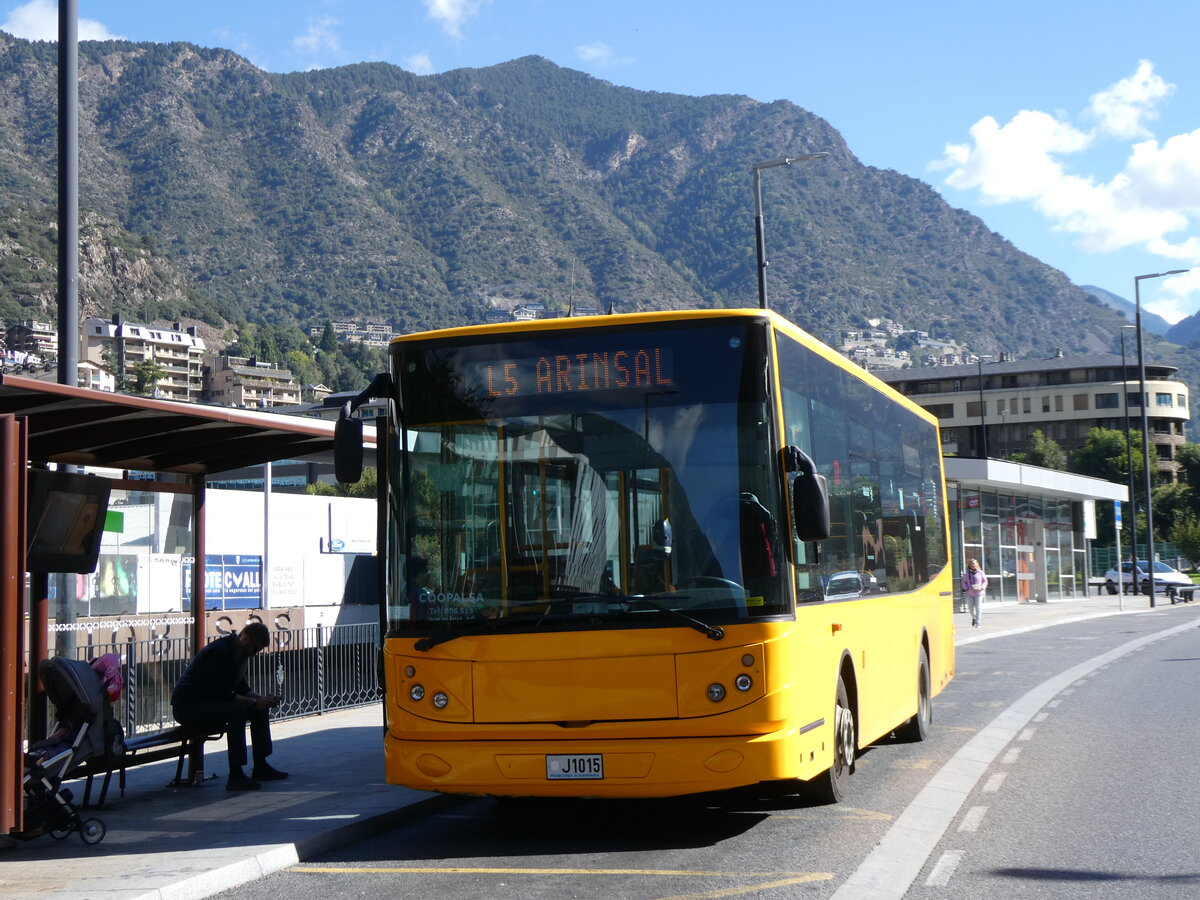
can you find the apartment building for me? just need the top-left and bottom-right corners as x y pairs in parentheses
(81, 316), (206, 402)
(7, 319), (58, 357)
(879, 352), (1191, 481)
(204, 353), (302, 409)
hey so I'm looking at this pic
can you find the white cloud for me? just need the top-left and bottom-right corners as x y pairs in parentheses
(423, 0), (489, 40)
(1088, 59), (1172, 139)
(932, 61), (1200, 317)
(293, 15), (342, 56)
(405, 52), (434, 75)
(575, 41), (634, 67)
(2, 0), (119, 41)
(1145, 270), (1200, 323)
(576, 41), (612, 63)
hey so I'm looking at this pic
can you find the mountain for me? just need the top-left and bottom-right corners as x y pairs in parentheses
(0, 33), (1195, 404)
(1166, 311), (1200, 347)
(1081, 285), (1171, 335)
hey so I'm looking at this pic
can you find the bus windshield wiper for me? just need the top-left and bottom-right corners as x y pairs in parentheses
(413, 617), (515, 652)
(573, 592), (725, 641)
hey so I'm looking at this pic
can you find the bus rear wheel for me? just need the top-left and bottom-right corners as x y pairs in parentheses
(896, 646), (931, 742)
(808, 675), (854, 803)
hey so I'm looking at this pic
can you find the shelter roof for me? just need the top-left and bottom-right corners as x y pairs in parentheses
(0, 374), (371, 475)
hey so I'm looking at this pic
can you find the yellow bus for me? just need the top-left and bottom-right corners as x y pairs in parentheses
(336, 309), (954, 801)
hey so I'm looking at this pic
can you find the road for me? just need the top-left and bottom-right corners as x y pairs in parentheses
(221, 604), (1200, 899)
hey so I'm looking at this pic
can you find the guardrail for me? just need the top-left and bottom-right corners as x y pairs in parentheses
(65, 622), (381, 738)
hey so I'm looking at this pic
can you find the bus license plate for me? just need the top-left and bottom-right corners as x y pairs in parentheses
(546, 754), (604, 780)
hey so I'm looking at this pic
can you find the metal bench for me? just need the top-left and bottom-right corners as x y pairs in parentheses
(71, 723), (225, 807)
(1168, 585), (1197, 604)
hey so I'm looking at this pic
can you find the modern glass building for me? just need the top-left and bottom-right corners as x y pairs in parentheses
(945, 458), (1126, 604)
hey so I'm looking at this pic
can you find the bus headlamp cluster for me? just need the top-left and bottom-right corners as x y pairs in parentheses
(405, 665), (451, 710)
(706, 655), (756, 703)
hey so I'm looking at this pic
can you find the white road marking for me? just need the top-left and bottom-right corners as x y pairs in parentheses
(1001, 747), (1021, 765)
(924, 851), (964, 887)
(958, 806), (988, 833)
(831, 613), (1200, 900)
(982, 773), (1007, 793)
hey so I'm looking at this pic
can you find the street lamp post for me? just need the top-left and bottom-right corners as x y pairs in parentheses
(753, 153), (829, 309)
(1120, 324), (1137, 596)
(975, 354), (991, 458)
(1134, 269), (1190, 606)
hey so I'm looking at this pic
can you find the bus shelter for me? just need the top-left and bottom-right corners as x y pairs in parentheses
(0, 373), (375, 835)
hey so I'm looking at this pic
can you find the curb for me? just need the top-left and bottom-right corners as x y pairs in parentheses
(135, 793), (464, 900)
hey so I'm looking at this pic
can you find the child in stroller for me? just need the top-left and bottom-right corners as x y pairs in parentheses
(14, 656), (122, 845)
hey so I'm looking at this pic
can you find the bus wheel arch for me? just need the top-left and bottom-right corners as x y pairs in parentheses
(896, 634), (932, 743)
(806, 654), (857, 803)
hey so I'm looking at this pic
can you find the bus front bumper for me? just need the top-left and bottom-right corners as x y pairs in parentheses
(383, 726), (828, 798)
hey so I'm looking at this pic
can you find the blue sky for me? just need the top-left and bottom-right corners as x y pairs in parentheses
(4, 0), (1199, 325)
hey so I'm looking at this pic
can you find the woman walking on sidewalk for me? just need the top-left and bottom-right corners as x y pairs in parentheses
(962, 558), (988, 628)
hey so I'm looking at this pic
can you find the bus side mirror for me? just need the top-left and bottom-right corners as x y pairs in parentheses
(334, 415), (364, 484)
(784, 446), (830, 542)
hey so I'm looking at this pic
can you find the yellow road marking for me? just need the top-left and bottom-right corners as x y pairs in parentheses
(291, 867), (833, 880)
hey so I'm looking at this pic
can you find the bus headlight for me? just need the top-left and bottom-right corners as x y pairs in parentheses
(410, 684), (425, 702)
(432, 692), (449, 709)
(707, 683), (726, 702)
(734, 674), (753, 692)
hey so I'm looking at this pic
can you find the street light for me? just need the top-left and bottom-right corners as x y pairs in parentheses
(975, 354), (992, 458)
(1120, 324), (1136, 597)
(753, 153), (830, 309)
(1134, 268), (1190, 606)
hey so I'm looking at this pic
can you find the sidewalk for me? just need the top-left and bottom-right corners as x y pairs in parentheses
(1, 705), (452, 900)
(1, 591), (1188, 900)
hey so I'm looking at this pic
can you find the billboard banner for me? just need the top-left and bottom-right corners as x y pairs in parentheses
(184, 554), (264, 610)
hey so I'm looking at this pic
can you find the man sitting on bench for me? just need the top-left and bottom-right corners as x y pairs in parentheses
(171, 621), (287, 791)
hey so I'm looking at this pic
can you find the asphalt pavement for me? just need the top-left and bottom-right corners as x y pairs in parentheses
(0, 588), (1177, 900)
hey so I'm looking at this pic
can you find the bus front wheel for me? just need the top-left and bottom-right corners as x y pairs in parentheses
(809, 675), (854, 803)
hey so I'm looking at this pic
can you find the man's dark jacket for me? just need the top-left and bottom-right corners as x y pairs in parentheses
(171, 634), (248, 706)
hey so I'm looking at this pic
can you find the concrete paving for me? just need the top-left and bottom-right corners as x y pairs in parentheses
(1, 589), (1183, 899)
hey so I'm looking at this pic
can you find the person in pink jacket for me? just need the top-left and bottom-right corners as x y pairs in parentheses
(962, 558), (988, 627)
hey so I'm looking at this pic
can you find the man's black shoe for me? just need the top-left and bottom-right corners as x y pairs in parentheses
(251, 764), (289, 781)
(226, 772), (261, 791)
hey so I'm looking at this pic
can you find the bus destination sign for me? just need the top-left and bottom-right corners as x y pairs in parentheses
(477, 346), (674, 399)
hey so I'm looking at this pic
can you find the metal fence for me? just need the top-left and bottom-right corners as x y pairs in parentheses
(64, 622), (382, 739)
(1090, 542), (1191, 575)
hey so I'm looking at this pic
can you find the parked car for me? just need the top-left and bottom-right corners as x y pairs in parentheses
(1104, 560), (1193, 595)
(824, 570), (868, 600)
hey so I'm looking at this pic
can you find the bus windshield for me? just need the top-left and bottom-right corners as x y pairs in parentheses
(387, 319), (789, 638)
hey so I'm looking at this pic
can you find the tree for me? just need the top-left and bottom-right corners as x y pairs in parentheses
(128, 358), (166, 396)
(1071, 427), (1144, 550)
(1177, 443), (1200, 494)
(318, 321), (339, 354)
(1169, 516), (1200, 573)
(1012, 429), (1066, 470)
(1070, 427), (1142, 484)
(1150, 482), (1196, 541)
(305, 466), (377, 498)
(285, 348), (319, 386)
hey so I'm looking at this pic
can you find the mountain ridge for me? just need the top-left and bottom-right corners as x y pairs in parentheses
(0, 34), (1195, 400)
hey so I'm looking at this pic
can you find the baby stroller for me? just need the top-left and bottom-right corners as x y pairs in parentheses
(13, 657), (115, 845)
